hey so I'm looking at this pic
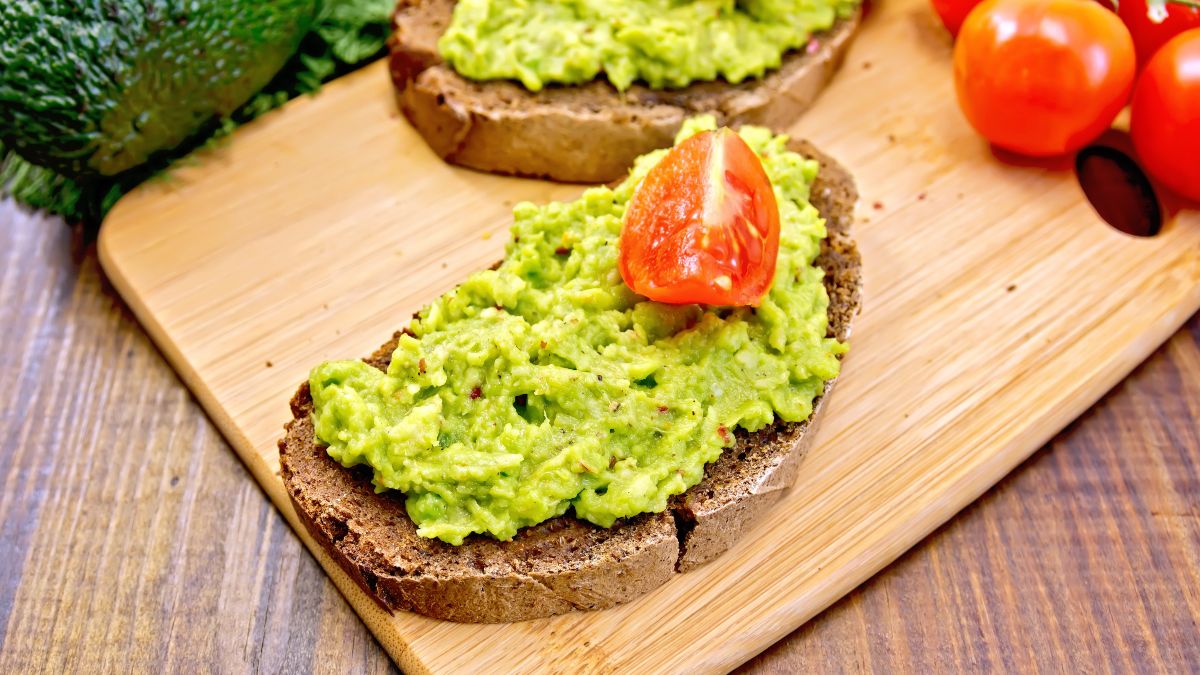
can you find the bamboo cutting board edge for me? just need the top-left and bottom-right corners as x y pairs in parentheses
(96, 239), (433, 674)
(97, 171), (1200, 674)
(99, 230), (1200, 672)
(94, 0), (1200, 668)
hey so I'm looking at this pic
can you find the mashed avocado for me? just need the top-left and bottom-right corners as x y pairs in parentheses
(438, 0), (860, 92)
(310, 117), (846, 545)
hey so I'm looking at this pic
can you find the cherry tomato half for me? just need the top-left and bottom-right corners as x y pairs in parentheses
(619, 128), (781, 306)
(1116, 0), (1200, 68)
(1131, 28), (1200, 202)
(932, 0), (984, 37)
(954, 0), (1136, 156)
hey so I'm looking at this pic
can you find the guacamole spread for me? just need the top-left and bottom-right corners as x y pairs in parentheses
(310, 117), (846, 545)
(438, 0), (860, 92)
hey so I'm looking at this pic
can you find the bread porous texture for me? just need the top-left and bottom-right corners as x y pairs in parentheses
(279, 139), (861, 623)
(387, 0), (862, 183)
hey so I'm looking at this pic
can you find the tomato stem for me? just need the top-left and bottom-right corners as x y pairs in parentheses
(1169, 0), (1200, 8)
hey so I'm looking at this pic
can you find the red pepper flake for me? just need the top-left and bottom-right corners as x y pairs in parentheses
(917, 192), (928, 201)
(418, 358), (426, 374)
(873, 201), (885, 210)
(609, 456), (618, 469)
(717, 425), (730, 442)
(554, 246), (572, 256)
(657, 405), (669, 414)
(470, 386), (482, 399)
(580, 461), (595, 473)
(539, 340), (548, 349)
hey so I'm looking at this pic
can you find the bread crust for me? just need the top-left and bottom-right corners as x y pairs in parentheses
(387, 0), (862, 183)
(278, 139), (861, 622)
(283, 384), (681, 623)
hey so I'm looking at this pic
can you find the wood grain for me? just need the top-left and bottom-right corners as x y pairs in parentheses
(91, 0), (1200, 668)
(744, 313), (1200, 673)
(3, 201), (1198, 671)
(0, 203), (396, 674)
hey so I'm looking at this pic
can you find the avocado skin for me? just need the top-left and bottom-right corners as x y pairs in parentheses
(0, 0), (317, 177)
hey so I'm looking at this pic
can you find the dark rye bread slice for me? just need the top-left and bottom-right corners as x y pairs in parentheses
(388, 0), (862, 183)
(279, 139), (861, 623)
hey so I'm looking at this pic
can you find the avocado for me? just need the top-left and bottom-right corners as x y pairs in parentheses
(0, 0), (317, 178)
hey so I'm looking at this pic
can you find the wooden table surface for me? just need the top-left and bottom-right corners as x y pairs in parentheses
(1, 200), (1198, 673)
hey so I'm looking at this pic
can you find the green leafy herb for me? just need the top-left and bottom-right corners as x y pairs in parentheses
(315, 0), (395, 65)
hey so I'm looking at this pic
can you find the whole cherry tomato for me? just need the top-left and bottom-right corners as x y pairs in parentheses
(1116, 0), (1200, 67)
(619, 128), (781, 306)
(932, 0), (984, 36)
(1130, 28), (1200, 202)
(954, 0), (1136, 156)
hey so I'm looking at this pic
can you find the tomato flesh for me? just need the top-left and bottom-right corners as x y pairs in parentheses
(954, 0), (1135, 157)
(1131, 28), (1200, 203)
(619, 128), (781, 306)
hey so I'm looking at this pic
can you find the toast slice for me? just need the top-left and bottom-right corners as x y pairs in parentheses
(388, 0), (862, 183)
(279, 139), (862, 623)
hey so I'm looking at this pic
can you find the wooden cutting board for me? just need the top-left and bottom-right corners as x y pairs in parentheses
(97, 0), (1200, 670)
